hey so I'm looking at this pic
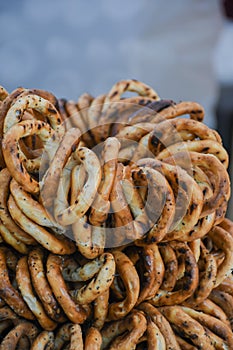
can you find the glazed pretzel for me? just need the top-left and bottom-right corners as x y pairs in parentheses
(209, 290), (233, 329)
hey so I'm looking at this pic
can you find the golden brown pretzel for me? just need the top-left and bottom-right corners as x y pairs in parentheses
(93, 289), (109, 330)
(150, 101), (205, 123)
(16, 256), (57, 330)
(137, 302), (181, 350)
(84, 327), (102, 350)
(209, 290), (233, 329)
(8, 194), (76, 254)
(2, 120), (55, 193)
(31, 331), (54, 350)
(55, 146), (101, 226)
(0, 86), (8, 101)
(207, 225), (233, 287)
(0, 321), (38, 350)
(107, 250), (140, 321)
(72, 253), (115, 305)
(47, 254), (91, 324)
(159, 305), (215, 349)
(10, 178), (64, 235)
(89, 137), (120, 226)
(159, 243), (179, 291)
(150, 242), (198, 306)
(101, 310), (147, 350)
(0, 247), (34, 320)
(186, 242), (217, 305)
(135, 244), (165, 304)
(28, 247), (66, 323)
(180, 306), (233, 348)
(40, 127), (81, 209)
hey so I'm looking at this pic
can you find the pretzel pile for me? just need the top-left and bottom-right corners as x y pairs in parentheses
(0, 79), (233, 349)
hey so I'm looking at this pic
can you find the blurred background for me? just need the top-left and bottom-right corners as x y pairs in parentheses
(1, 0), (233, 217)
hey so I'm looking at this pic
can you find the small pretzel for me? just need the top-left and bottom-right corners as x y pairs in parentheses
(136, 244), (165, 304)
(101, 310), (147, 350)
(40, 127), (81, 208)
(187, 242), (217, 305)
(137, 302), (181, 350)
(16, 256), (57, 330)
(210, 290), (233, 328)
(31, 331), (54, 350)
(8, 194), (76, 254)
(159, 243), (179, 291)
(28, 247), (66, 323)
(3, 93), (62, 134)
(109, 163), (135, 245)
(2, 120), (55, 193)
(150, 242), (198, 305)
(207, 225), (233, 287)
(0, 322), (38, 350)
(10, 178), (64, 235)
(181, 306), (233, 348)
(72, 253), (115, 304)
(55, 147), (101, 226)
(150, 101), (205, 123)
(46, 254), (90, 324)
(159, 305), (215, 349)
(89, 137), (120, 226)
(0, 247), (34, 320)
(93, 289), (109, 330)
(107, 250), (140, 321)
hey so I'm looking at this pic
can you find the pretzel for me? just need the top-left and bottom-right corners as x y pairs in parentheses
(2, 120), (56, 193)
(40, 127), (81, 209)
(138, 302), (181, 350)
(209, 290), (233, 329)
(101, 310), (147, 350)
(0, 247), (34, 320)
(28, 247), (66, 323)
(31, 331), (54, 350)
(159, 305), (215, 349)
(187, 242), (217, 305)
(8, 194), (76, 254)
(150, 242), (198, 306)
(137, 158), (205, 242)
(16, 255), (57, 330)
(93, 289), (109, 330)
(148, 118), (222, 154)
(150, 101), (205, 123)
(164, 151), (231, 218)
(84, 327), (102, 350)
(89, 137), (120, 226)
(46, 254), (92, 324)
(207, 225), (233, 287)
(107, 250), (140, 321)
(0, 321), (38, 350)
(180, 306), (233, 348)
(109, 163), (135, 245)
(55, 147), (101, 226)
(72, 253), (115, 304)
(135, 244), (165, 304)
(159, 243), (178, 291)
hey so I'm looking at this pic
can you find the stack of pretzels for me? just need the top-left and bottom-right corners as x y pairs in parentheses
(0, 79), (233, 349)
